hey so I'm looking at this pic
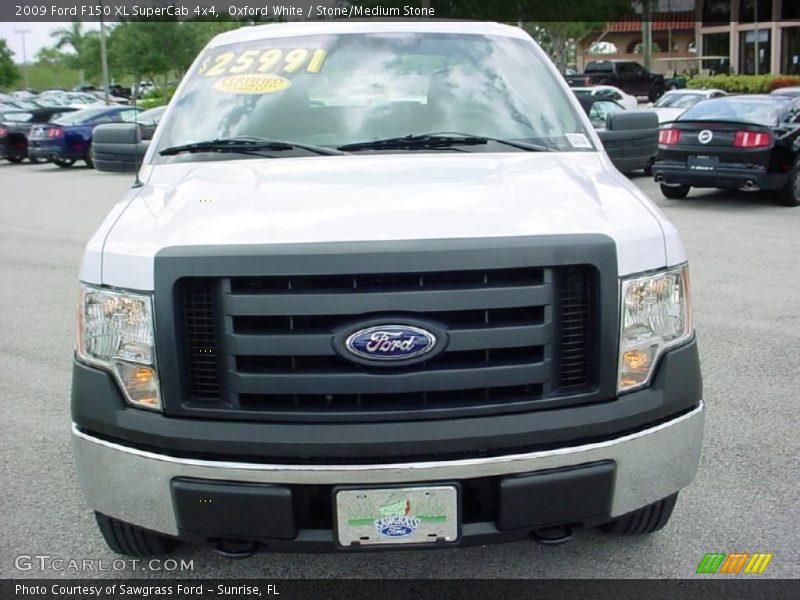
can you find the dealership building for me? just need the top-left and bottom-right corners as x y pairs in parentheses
(577, 0), (800, 76)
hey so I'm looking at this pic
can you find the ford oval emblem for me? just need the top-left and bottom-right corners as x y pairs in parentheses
(345, 325), (436, 362)
(698, 129), (713, 144)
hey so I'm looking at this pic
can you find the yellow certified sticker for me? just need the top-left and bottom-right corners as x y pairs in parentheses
(212, 74), (291, 95)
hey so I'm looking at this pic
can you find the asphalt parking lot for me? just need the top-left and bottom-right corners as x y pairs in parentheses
(1, 161), (798, 579)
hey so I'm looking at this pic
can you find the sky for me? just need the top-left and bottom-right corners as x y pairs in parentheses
(0, 22), (101, 63)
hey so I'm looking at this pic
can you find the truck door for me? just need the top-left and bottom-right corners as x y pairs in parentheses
(628, 62), (649, 96)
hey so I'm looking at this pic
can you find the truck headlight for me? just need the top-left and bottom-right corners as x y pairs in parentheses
(618, 265), (692, 393)
(76, 285), (161, 411)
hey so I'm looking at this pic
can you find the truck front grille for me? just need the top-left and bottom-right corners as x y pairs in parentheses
(154, 237), (617, 423)
(177, 267), (596, 422)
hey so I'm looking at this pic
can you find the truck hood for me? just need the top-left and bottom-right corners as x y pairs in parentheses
(88, 153), (683, 290)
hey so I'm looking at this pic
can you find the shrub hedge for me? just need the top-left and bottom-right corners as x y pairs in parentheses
(137, 85), (177, 109)
(686, 74), (800, 94)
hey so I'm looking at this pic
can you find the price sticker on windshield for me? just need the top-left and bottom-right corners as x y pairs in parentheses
(199, 48), (328, 79)
(565, 133), (592, 149)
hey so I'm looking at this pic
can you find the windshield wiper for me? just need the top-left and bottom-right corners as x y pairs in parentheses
(338, 132), (554, 153)
(159, 136), (343, 157)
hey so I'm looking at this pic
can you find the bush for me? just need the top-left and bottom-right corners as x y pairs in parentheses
(687, 74), (800, 94)
(765, 76), (800, 92)
(136, 85), (177, 109)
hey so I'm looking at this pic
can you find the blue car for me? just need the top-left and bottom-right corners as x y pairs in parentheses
(28, 105), (140, 168)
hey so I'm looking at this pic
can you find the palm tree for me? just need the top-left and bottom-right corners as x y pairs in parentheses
(51, 22), (95, 84)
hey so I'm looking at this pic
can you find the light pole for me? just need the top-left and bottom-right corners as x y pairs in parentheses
(753, 1), (759, 76)
(99, 0), (110, 104)
(641, 0), (653, 71)
(100, 19), (110, 104)
(14, 29), (31, 90)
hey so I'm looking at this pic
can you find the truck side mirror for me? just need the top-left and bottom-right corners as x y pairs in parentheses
(91, 123), (144, 173)
(605, 110), (658, 131)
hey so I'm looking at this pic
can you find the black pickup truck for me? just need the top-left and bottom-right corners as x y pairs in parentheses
(567, 60), (666, 102)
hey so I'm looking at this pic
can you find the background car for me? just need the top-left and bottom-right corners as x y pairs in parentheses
(571, 85), (638, 110)
(653, 95), (800, 205)
(90, 91), (130, 105)
(579, 97), (625, 129)
(9, 90), (36, 100)
(110, 84), (132, 99)
(651, 89), (727, 124)
(566, 60), (665, 101)
(28, 105), (140, 168)
(135, 81), (156, 97)
(771, 87), (800, 98)
(576, 95), (659, 174)
(0, 98), (42, 111)
(0, 107), (79, 163)
(92, 105), (166, 172)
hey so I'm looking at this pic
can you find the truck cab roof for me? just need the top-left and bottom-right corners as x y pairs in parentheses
(209, 20), (528, 49)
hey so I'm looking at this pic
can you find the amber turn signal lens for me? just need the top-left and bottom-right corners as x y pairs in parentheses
(623, 349), (651, 371)
(113, 362), (161, 410)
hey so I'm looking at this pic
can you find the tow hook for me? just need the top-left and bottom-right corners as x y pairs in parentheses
(531, 525), (574, 546)
(214, 539), (259, 559)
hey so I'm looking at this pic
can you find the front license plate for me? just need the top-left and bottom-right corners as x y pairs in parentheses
(688, 155), (718, 171)
(335, 485), (459, 548)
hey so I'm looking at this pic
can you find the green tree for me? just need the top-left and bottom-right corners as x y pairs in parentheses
(108, 20), (242, 85)
(50, 22), (102, 82)
(35, 46), (71, 68)
(526, 22), (606, 72)
(28, 47), (81, 90)
(0, 39), (20, 89)
(176, 21), (241, 73)
(350, 1), (633, 72)
(108, 21), (174, 85)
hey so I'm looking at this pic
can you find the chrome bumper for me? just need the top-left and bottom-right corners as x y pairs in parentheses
(72, 403), (704, 536)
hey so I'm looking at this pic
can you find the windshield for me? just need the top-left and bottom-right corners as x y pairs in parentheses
(1, 112), (33, 122)
(678, 97), (787, 126)
(154, 32), (594, 161)
(654, 93), (706, 109)
(587, 100), (623, 129)
(68, 93), (99, 104)
(137, 106), (166, 125)
(585, 62), (613, 73)
(53, 108), (110, 125)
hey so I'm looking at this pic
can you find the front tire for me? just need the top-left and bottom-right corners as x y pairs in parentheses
(660, 183), (690, 199)
(777, 157), (800, 207)
(648, 85), (665, 103)
(95, 513), (178, 557)
(85, 148), (94, 169)
(600, 494), (678, 535)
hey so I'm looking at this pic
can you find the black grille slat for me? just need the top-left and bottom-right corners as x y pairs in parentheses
(235, 346), (545, 373)
(230, 268), (544, 294)
(233, 306), (544, 334)
(239, 384), (544, 413)
(177, 262), (597, 421)
(230, 362), (551, 395)
(223, 285), (550, 315)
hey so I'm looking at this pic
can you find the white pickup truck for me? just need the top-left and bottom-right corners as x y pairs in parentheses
(72, 21), (703, 556)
